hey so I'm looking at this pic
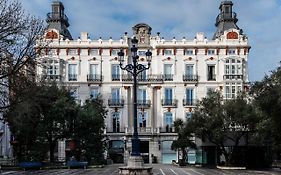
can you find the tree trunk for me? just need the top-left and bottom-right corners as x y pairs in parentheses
(179, 147), (187, 166)
(49, 141), (56, 163)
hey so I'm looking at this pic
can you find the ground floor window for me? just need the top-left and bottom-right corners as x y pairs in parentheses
(112, 112), (120, 133)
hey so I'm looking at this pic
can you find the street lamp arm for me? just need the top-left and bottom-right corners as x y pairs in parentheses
(136, 64), (150, 75)
(120, 63), (134, 75)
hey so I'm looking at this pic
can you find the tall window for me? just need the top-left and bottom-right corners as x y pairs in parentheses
(43, 59), (60, 78)
(164, 49), (172, 55)
(112, 112), (120, 133)
(111, 64), (120, 81)
(111, 49), (119, 56)
(68, 49), (77, 55)
(90, 49), (99, 55)
(225, 83), (242, 99)
(68, 64), (77, 81)
(224, 58), (243, 79)
(207, 65), (216, 81)
(164, 88), (173, 104)
(208, 49), (215, 55)
(138, 111), (147, 128)
(164, 64), (173, 80)
(89, 64), (98, 79)
(164, 112), (173, 132)
(186, 88), (194, 105)
(138, 69), (147, 80)
(138, 89), (147, 103)
(206, 87), (216, 95)
(186, 112), (192, 121)
(185, 64), (194, 78)
(69, 88), (79, 101)
(111, 88), (120, 104)
(228, 49), (236, 55)
(138, 51), (146, 56)
(185, 49), (193, 55)
(90, 88), (99, 99)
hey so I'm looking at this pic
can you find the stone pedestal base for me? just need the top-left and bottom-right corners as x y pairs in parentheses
(119, 156), (152, 175)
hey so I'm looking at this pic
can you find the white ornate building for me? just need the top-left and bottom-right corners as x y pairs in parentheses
(36, 1), (250, 164)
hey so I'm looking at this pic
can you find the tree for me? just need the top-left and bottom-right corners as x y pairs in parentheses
(4, 83), (77, 162)
(74, 98), (107, 165)
(189, 91), (258, 166)
(36, 84), (77, 163)
(0, 0), (45, 111)
(171, 119), (196, 166)
(5, 83), (46, 162)
(251, 63), (281, 159)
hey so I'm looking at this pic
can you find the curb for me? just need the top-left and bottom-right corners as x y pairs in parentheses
(217, 165), (246, 170)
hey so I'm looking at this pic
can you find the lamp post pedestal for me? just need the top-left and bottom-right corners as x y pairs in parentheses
(119, 156), (152, 175)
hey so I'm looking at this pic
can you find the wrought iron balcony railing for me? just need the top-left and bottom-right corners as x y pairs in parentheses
(183, 75), (198, 82)
(68, 74), (77, 81)
(112, 74), (121, 81)
(163, 74), (173, 81)
(183, 99), (197, 106)
(161, 99), (178, 107)
(43, 74), (62, 81)
(215, 12), (238, 26)
(108, 99), (124, 107)
(121, 74), (164, 83)
(125, 127), (155, 134)
(46, 12), (69, 27)
(87, 74), (102, 82)
(223, 74), (243, 80)
(207, 74), (216, 81)
(137, 100), (151, 108)
(160, 126), (175, 133)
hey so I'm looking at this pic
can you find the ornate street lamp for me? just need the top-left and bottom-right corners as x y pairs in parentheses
(118, 37), (152, 157)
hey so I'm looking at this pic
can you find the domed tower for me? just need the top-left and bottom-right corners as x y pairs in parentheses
(213, 1), (241, 39)
(46, 1), (72, 39)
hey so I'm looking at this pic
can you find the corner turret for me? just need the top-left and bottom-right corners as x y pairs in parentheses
(46, 1), (72, 40)
(213, 1), (241, 39)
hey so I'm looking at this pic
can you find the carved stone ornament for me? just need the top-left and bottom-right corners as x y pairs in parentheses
(227, 32), (238, 39)
(46, 30), (58, 39)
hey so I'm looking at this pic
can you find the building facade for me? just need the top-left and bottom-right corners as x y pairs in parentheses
(36, 1), (250, 164)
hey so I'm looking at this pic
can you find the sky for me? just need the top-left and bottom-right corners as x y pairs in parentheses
(20, 0), (281, 81)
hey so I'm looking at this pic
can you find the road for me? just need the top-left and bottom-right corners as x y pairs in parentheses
(1, 164), (280, 175)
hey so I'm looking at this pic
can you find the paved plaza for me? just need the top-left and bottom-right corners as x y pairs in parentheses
(1, 164), (280, 175)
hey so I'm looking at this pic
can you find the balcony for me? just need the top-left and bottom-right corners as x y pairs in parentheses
(108, 99), (124, 107)
(43, 74), (62, 81)
(161, 99), (178, 107)
(183, 75), (198, 82)
(87, 74), (102, 82)
(112, 74), (121, 81)
(215, 12), (238, 26)
(106, 127), (125, 134)
(163, 74), (173, 81)
(183, 99), (197, 106)
(223, 74), (243, 80)
(122, 74), (164, 83)
(68, 74), (77, 81)
(160, 126), (175, 133)
(137, 100), (151, 108)
(207, 74), (216, 81)
(46, 12), (69, 27)
(125, 127), (158, 135)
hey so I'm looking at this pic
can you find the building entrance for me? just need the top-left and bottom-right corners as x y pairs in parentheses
(140, 141), (149, 163)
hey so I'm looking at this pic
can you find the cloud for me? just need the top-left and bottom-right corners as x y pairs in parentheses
(20, 0), (281, 81)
